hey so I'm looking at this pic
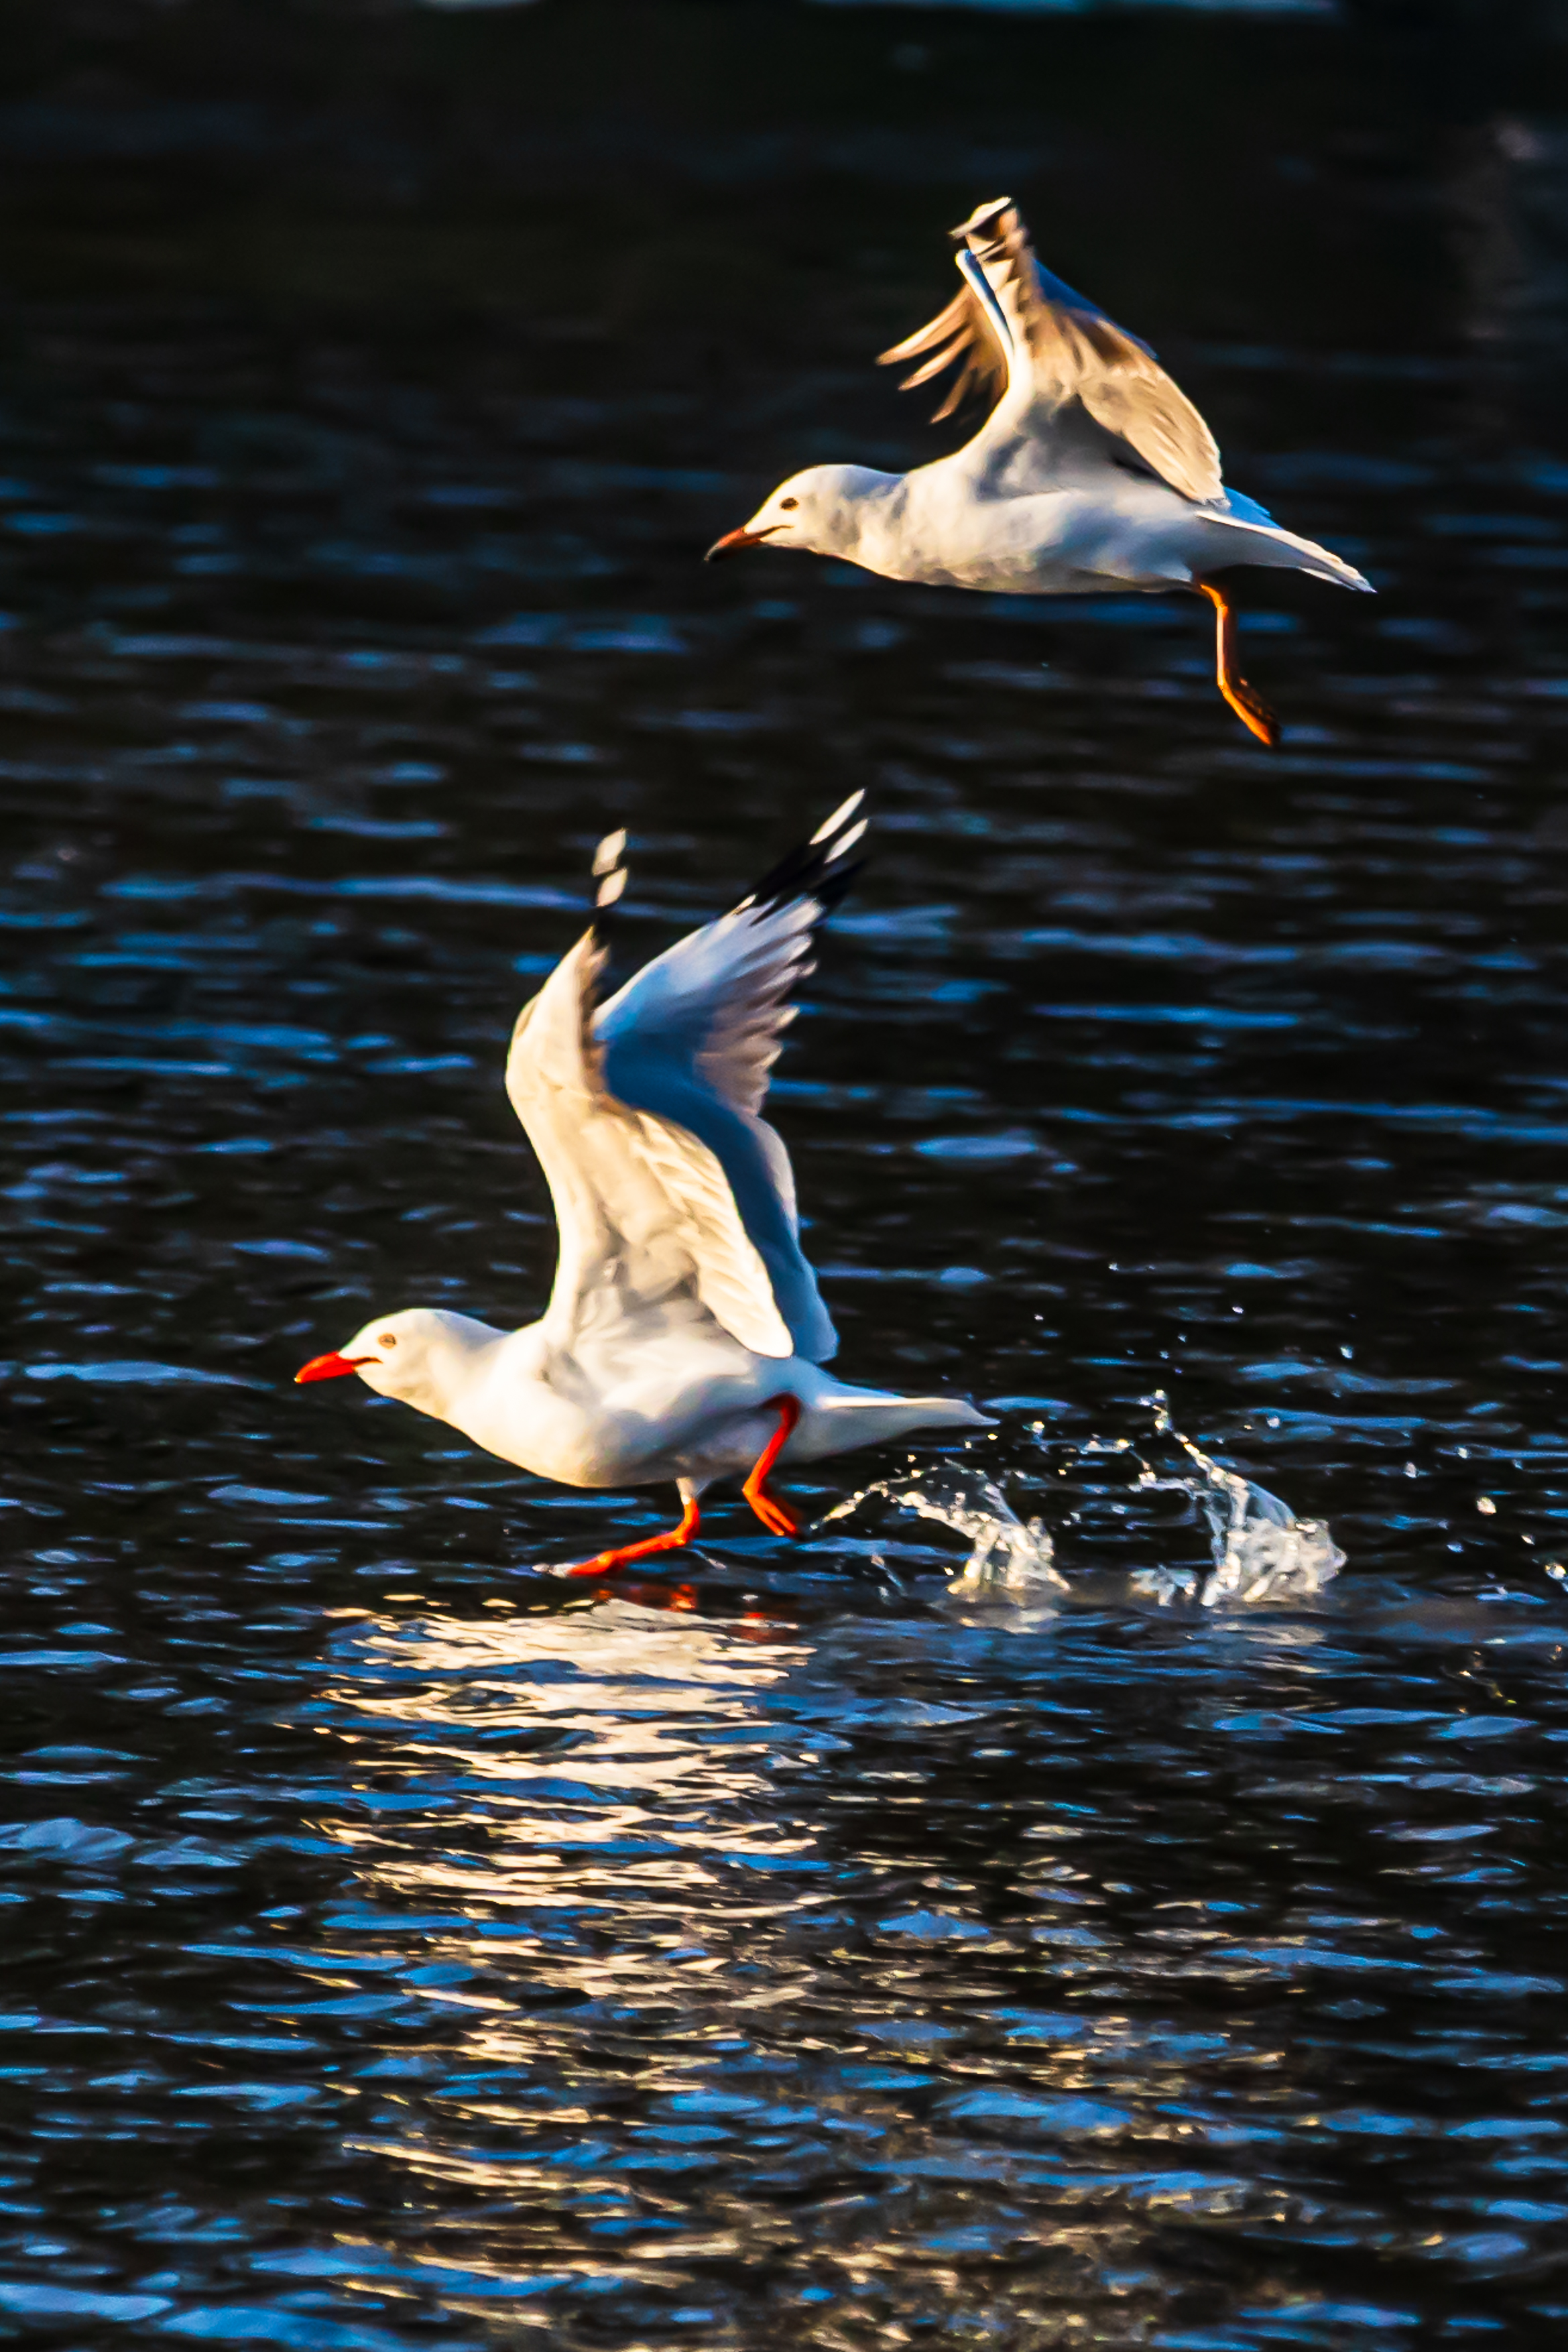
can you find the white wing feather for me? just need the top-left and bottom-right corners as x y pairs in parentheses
(506, 932), (794, 1362)
(596, 801), (865, 1364)
(507, 801), (863, 1367)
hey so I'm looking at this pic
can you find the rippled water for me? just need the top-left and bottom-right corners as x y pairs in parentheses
(5, 5), (1568, 2345)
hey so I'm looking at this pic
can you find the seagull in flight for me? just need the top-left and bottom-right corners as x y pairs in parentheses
(707, 197), (1371, 747)
(296, 796), (989, 1576)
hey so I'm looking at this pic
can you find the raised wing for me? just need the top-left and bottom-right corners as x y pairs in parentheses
(505, 797), (865, 1367)
(594, 790), (867, 1364)
(879, 196), (1224, 506)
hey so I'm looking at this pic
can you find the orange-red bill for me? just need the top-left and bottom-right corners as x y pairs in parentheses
(295, 1351), (369, 1385)
(703, 525), (775, 563)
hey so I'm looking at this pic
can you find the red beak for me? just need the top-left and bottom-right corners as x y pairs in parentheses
(704, 525), (776, 563)
(295, 1351), (370, 1385)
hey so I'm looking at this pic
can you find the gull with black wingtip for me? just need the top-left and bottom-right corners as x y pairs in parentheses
(707, 197), (1372, 747)
(296, 796), (989, 1576)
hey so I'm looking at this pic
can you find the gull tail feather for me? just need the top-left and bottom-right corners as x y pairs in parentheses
(798, 1391), (994, 1461)
(1202, 514), (1373, 593)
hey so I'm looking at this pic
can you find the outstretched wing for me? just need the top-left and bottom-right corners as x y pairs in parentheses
(505, 798), (865, 1366)
(879, 196), (1224, 506)
(594, 790), (866, 1364)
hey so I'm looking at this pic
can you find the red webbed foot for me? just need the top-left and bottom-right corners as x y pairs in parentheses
(558, 1492), (701, 1578)
(742, 1397), (804, 1540)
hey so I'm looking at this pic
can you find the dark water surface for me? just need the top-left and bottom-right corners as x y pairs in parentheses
(6, 5), (1568, 2345)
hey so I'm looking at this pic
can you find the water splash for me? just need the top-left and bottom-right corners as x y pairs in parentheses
(1127, 1391), (1345, 1608)
(820, 1400), (1339, 1609)
(822, 1466), (1065, 1597)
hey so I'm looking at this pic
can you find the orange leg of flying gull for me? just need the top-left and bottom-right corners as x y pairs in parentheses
(559, 1492), (701, 1578)
(1197, 581), (1280, 750)
(743, 1396), (804, 1539)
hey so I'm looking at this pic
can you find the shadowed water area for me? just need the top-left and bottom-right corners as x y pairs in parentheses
(7, 1), (1568, 2343)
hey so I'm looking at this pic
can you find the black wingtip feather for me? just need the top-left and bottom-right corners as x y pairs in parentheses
(736, 792), (868, 924)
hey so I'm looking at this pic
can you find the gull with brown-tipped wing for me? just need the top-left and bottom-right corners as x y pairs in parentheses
(707, 198), (1371, 747)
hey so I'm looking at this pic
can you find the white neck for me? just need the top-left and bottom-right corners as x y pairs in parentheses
(809, 467), (904, 563)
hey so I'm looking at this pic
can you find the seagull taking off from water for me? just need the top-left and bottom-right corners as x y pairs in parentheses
(296, 797), (988, 1576)
(707, 198), (1371, 747)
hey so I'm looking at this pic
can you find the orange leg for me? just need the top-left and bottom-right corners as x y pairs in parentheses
(1197, 581), (1280, 750)
(559, 1492), (701, 1578)
(743, 1396), (803, 1539)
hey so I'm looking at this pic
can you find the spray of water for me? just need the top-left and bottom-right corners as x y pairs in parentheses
(820, 1393), (1342, 1608)
(1127, 1391), (1345, 1607)
(821, 1466), (1064, 1598)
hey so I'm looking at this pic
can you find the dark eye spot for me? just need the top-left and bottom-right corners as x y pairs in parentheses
(379, 1332), (398, 1348)
(780, 496), (798, 511)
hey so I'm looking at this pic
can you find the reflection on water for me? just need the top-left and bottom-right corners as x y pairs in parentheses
(282, 1582), (1568, 2343)
(5, 1), (1568, 2343)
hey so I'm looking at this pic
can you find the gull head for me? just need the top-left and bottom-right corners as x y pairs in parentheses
(706, 465), (895, 565)
(295, 1307), (481, 1415)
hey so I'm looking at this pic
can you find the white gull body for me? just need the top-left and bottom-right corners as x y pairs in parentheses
(708, 198), (1372, 744)
(297, 796), (988, 1572)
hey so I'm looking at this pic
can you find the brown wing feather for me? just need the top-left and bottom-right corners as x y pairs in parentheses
(881, 197), (1224, 503)
(1077, 352), (1223, 505)
(878, 285), (1007, 424)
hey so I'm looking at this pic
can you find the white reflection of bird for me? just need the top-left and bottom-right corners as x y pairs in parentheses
(296, 795), (989, 1577)
(707, 196), (1372, 747)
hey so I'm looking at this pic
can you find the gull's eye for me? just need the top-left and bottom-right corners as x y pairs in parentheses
(779, 496), (798, 512)
(379, 1332), (398, 1348)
